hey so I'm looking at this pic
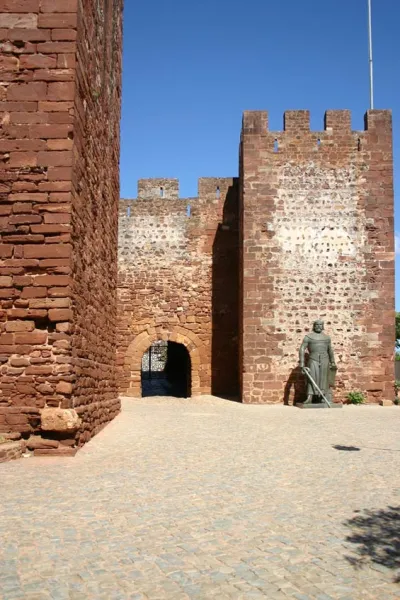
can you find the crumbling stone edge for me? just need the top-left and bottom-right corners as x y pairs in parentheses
(0, 408), (82, 463)
(0, 434), (25, 464)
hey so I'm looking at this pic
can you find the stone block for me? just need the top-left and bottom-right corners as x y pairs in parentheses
(34, 447), (77, 457)
(0, 440), (24, 463)
(0, 13), (38, 28)
(40, 408), (81, 432)
(26, 435), (59, 450)
(0, 432), (21, 441)
(55, 381), (73, 395)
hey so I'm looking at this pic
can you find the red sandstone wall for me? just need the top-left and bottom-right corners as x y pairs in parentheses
(0, 0), (123, 442)
(117, 178), (239, 398)
(0, 0), (79, 435)
(240, 109), (394, 404)
(70, 0), (123, 443)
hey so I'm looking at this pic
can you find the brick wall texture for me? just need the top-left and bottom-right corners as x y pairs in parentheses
(0, 0), (123, 443)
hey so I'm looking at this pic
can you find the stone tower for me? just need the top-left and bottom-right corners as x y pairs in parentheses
(239, 110), (394, 404)
(0, 0), (123, 451)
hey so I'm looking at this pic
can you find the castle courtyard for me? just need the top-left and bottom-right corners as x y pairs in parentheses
(1, 397), (399, 600)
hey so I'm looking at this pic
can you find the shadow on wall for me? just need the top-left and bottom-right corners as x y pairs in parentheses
(212, 184), (240, 399)
(164, 342), (191, 398)
(344, 506), (400, 582)
(283, 366), (307, 405)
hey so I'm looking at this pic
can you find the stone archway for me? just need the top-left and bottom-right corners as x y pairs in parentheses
(124, 326), (205, 397)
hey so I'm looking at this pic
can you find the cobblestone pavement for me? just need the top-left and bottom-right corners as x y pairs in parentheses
(1, 397), (400, 600)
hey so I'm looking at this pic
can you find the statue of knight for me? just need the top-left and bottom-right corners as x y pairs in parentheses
(299, 320), (337, 405)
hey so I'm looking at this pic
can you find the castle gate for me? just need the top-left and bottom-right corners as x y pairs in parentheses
(123, 328), (203, 398)
(141, 341), (191, 398)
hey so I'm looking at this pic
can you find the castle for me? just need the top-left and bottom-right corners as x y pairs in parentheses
(118, 110), (395, 406)
(0, 1), (395, 454)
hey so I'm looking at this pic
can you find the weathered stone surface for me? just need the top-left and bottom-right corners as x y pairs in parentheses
(0, 439), (24, 463)
(118, 178), (239, 398)
(33, 446), (77, 457)
(0, 0), (123, 445)
(240, 109), (394, 404)
(0, 432), (21, 441)
(40, 407), (81, 432)
(26, 435), (59, 450)
(55, 381), (72, 395)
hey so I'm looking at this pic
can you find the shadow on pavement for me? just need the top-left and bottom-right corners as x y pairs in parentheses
(333, 445), (361, 452)
(344, 506), (400, 582)
(333, 445), (400, 452)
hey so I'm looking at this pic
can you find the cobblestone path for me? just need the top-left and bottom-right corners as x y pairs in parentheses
(1, 397), (400, 599)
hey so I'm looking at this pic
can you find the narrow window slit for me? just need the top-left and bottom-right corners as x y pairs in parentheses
(160, 187), (164, 198)
(216, 186), (220, 199)
(317, 138), (321, 149)
(357, 138), (362, 151)
(186, 204), (191, 217)
(274, 139), (279, 153)
(127, 206), (131, 217)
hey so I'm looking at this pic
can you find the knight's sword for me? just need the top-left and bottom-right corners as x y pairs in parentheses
(303, 367), (331, 408)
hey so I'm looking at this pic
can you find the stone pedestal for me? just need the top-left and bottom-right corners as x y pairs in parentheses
(296, 403), (343, 409)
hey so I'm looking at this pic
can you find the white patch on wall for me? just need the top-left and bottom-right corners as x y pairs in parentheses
(276, 224), (358, 267)
(118, 214), (189, 270)
(270, 161), (370, 373)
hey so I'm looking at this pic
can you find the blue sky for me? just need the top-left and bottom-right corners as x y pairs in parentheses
(120, 0), (399, 306)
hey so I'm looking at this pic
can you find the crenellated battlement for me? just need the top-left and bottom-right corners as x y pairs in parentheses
(138, 178), (180, 200)
(242, 109), (392, 136)
(121, 178), (238, 207)
(198, 177), (238, 199)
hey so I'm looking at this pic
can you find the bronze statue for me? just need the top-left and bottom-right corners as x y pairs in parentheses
(299, 320), (336, 405)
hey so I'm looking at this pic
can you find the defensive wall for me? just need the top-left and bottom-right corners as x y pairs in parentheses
(118, 177), (240, 398)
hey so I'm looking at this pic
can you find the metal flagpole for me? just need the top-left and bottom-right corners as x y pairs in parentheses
(368, 0), (374, 109)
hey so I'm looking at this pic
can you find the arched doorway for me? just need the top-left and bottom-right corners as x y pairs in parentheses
(141, 341), (191, 398)
(123, 326), (204, 397)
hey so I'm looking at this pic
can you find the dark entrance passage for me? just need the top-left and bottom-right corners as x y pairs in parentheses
(141, 341), (191, 398)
